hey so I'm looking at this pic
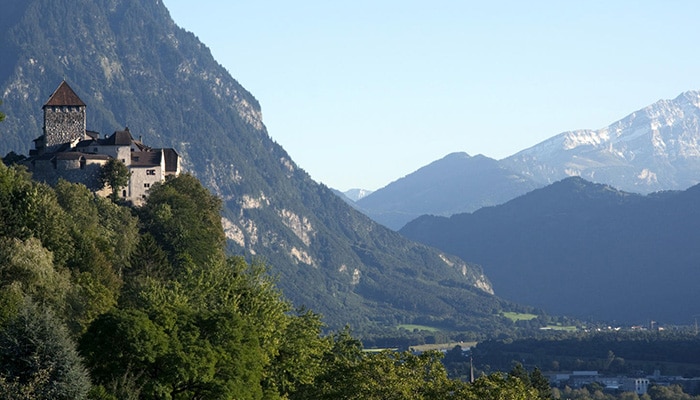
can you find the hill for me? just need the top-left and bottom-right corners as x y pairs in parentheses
(0, 0), (525, 337)
(401, 177), (700, 324)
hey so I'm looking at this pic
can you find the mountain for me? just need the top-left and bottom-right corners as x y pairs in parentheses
(356, 152), (540, 230)
(343, 188), (373, 202)
(0, 0), (524, 337)
(502, 91), (700, 193)
(400, 177), (700, 325)
(355, 92), (700, 231)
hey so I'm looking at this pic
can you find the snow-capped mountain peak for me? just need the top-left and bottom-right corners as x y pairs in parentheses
(502, 90), (700, 193)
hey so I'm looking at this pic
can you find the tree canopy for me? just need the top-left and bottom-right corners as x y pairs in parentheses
(2, 164), (667, 399)
(99, 158), (130, 202)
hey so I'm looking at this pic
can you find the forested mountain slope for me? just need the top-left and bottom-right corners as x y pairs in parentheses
(401, 177), (700, 324)
(0, 0), (522, 336)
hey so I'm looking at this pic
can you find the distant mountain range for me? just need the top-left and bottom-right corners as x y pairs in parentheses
(400, 177), (700, 325)
(0, 0), (524, 337)
(355, 153), (539, 230)
(355, 91), (700, 230)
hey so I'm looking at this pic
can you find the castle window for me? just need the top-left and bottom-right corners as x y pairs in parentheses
(146, 169), (156, 175)
(122, 190), (127, 197)
(144, 183), (150, 188)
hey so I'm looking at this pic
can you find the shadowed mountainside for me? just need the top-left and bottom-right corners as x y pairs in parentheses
(401, 177), (700, 324)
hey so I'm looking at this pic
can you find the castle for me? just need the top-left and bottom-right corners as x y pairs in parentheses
(26, 81), (180, 205)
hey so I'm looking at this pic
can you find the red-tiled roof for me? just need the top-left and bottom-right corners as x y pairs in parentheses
(43, 81), (86, 107)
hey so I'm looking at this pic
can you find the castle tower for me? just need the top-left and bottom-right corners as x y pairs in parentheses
(42, 80), (86, 152)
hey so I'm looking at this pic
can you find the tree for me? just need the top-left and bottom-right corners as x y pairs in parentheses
(264, 308), (331, 397)
(508, 363), (530, 386)
(292, 330), (466, 400)
(0, 100), (5, 122)
(99, 158), (130, 202)
(530, 367), (553, 400)
(0, 299), (91, 399)
(81, 255), (301, 399)
(139, 174), (226, 270)
(467, 373), (539, 400)
(81, 295), (266, 399)
(0, 237), (71, 321)
(2, 152), (26, 166)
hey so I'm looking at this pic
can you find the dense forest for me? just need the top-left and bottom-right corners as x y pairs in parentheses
(0, 160), (562, 399)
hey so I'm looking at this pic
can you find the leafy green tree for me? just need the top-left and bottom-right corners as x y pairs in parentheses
(618, 392), (641, 400)
(1, 151), (26, 166)
(55, 180), (138, 334)
(0, 299), (91, 399)
(81, 292), (268, 399)
(0, 100), (5, 122)
(81, 254), (302, 399)
(139, 173), (226, 270)
(264, 308), (331, 397)
(0, 163), (72, 266)
(0, 237), (71, 321)
(467, 373), (539, 400)
(647, 384), (695, 400)
(99, 158), (130, 202)
(293, 329), (466, 400)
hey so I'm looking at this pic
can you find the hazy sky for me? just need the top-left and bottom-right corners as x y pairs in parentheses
(164, 1), (700, 191)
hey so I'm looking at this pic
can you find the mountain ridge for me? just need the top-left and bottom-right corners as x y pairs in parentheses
(502, 89), (700, 193)
(355, 89), (700, 231)
(356, 152), (539, 229)
(400, 176), (700, 324)
(0, 0), (523, 337)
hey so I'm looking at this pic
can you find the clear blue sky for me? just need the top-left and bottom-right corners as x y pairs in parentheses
(164, 1), (700, 191)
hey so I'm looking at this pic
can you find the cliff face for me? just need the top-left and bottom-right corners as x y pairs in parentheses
(0, 0), (511, 335)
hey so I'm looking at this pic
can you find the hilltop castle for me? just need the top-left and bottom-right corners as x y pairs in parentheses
(26, 81), (180, 205)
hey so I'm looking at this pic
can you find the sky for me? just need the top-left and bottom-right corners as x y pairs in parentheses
(163, 1), (700, 192)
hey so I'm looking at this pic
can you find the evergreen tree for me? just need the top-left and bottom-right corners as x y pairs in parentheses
(0, 299), (91, 399)
(530, 367), (553, 399)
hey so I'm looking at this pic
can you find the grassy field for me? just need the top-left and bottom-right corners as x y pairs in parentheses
(501, 312), (538, 322)
(396, 324), (442, 332)
(410, 342), (478, 352)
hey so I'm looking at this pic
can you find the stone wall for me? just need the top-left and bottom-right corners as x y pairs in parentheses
(43, 106), (86, 149)
(30, 158), (105, 191)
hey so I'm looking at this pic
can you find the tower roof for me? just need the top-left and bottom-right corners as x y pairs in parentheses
(43, 81), (86, 108)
